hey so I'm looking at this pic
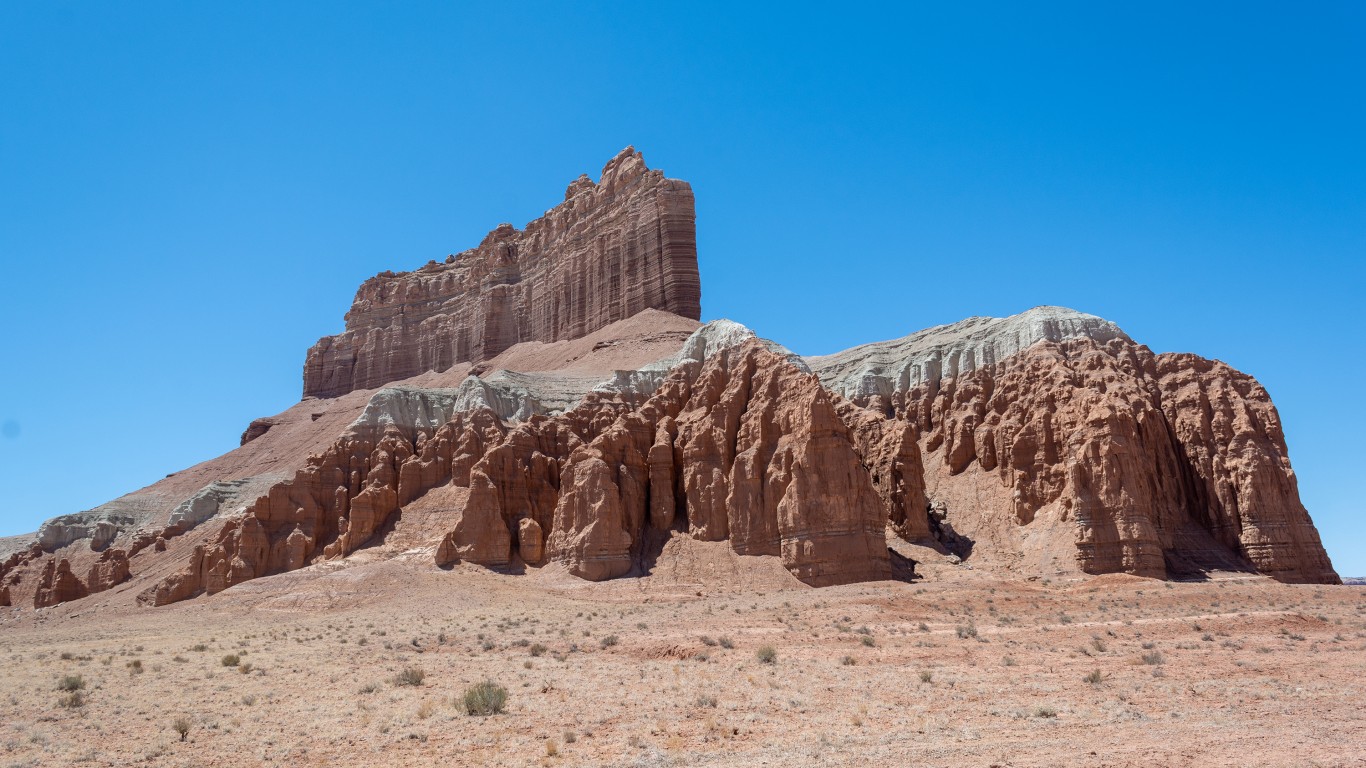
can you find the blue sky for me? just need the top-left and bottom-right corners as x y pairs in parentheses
(1, 3), (1362, 574)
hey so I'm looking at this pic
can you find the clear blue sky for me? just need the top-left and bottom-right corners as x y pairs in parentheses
(1, 3), (1362, 574)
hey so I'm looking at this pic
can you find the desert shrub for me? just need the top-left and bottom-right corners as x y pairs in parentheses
(529, 643), (547, 657)
(841, 655), (857, 666)
(58, 691), (85, 709)
(392, 667), (425, 687)
(172, 717), (191, 741)
(1141, 651), (1165, 666)
(191, 644), (208, 652)
(919, 670), (933, 683)
(462, 680), (508, 716)
(955, 624), (977, 639)
(599, 635), (619, 649)
(696, 694), (718, 708)
(860, 636), (875, 648)
(221, 654), (240, 667)
(718, 637), (734, 649)
(1084, 669), (1103, 684)
(700, 636), (718, 647)
(58, 675), (85, 692)
(756, 645), (777, 664)
(1033, 706), (1058, 718)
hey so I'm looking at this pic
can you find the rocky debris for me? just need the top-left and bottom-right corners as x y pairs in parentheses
(302, 147), (702, 398)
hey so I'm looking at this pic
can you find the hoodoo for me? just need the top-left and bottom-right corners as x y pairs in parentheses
(0, 148), (1338, 614)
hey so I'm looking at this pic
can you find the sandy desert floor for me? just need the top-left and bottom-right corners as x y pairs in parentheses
(1, 544), (1362, 767)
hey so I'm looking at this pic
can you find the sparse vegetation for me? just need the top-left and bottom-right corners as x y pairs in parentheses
(57, 675), (84, 692)
(220, 654), (240, 667)
(172, 717), (191, 742)
(462, 680), (508, 716)
(756, 645), (777, 664)
(392, 666), (426, 687)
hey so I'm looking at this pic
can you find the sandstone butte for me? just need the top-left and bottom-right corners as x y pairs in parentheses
(0, 146), (1338, 613)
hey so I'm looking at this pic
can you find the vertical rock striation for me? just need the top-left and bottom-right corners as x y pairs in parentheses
(812, 309), (1339, 584)
(302, 147), (701, 399)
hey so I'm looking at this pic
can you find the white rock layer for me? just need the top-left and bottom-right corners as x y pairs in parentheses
(807, 306), (1130, 400)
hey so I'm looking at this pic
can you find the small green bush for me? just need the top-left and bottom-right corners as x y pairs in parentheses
(221, 654), (240, 668)
(463, 680), (508, 716)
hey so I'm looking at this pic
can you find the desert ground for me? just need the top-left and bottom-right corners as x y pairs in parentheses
(1, 541), (1362, 768)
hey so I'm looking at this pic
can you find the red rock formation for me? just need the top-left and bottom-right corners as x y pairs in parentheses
(147, 338), (894, 605)
(35, 559), (88, 608)
(302, 147), (701, 399)
(1154, 353), (1337, 583)
(866, 337), (1337, 583)
(459, 339), (892, 586)
(87, 549), (130, 594)
(837, 400), (930, 541)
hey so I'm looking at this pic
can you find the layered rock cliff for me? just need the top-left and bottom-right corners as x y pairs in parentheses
(810, 307), (1339, 584)
(3, 152), (1340, 614)
(145, 324), (897, 605)
(302, 147), (701, 398)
